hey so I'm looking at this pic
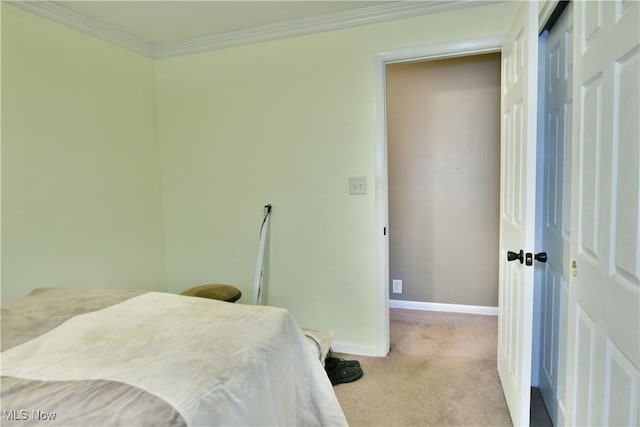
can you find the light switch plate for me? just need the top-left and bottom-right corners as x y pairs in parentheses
(349, 176), (367, 195)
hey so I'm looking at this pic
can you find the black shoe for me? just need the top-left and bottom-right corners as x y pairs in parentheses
(325, 356), (360, 370)
(325, 365), (363, 386)
(325, 350), (360, 369)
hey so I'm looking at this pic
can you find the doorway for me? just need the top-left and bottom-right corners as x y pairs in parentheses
(373, 36), (503, 355)
(385, 54), (501, 308)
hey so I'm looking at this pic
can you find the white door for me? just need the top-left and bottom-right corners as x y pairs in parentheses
(566, 1), (640, 425)
(497, 2), (538, 426)
(538, 3), (573, 426)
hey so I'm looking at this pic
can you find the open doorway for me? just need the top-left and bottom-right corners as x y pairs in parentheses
(385, 53), (501, 311)
(373, 37), (504, 356)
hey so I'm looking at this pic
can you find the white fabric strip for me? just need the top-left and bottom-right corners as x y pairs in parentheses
(252, 208), (271, 305)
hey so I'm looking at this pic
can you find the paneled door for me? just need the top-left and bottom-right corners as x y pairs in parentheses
(497, 2), (538, 426)
(538, 3), (573, 425)
(566, 1), (640, 425)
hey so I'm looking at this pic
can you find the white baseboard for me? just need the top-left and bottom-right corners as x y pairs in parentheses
(389, 299), (498, 316)
(330, 340), (381, 357)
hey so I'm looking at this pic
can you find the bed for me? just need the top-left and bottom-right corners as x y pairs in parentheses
(0, 288), (348, 426)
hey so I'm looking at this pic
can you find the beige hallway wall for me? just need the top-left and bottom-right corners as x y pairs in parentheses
(387, 53), (501, 307)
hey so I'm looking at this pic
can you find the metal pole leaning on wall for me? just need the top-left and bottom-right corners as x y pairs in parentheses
(252, 204), (272, 305)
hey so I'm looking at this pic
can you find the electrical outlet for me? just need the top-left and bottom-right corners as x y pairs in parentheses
(392, 279), (402, 294)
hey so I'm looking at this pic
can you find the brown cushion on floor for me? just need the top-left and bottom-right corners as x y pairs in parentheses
(180, 284), (242, 303)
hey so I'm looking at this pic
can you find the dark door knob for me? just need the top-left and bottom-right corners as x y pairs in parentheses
(535, 252), (548, 263)
(507, 250), (524, 264)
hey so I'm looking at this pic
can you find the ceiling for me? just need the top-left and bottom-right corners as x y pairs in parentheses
(8, 1), (490, 58)
(56, 1), (394, 45)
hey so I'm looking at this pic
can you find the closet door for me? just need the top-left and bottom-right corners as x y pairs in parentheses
(566, 1), (640, 425)
(538, 3), (573, 426)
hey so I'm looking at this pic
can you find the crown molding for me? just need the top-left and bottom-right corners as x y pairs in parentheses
(154, 1), (490, 59)
(6, 1), (155, 58)
(7, 1), (500, 60)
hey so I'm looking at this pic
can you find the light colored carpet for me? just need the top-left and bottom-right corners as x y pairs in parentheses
(332, 308), (513, 426)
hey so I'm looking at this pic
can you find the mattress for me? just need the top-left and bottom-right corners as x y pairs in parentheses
(0, 288), (347, 426)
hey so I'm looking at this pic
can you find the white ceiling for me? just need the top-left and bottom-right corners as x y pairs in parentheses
(9, 1), (492, 58)
(57, 1), (394, 45)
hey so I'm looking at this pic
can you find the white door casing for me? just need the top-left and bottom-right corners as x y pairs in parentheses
(497, 2), (538, 426)
(374, 36), (503, 357)
(538, 3), (573, 425)
(566, 1), (640, 426)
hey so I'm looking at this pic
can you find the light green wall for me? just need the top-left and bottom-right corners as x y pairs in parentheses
(155, 2), (519, 351)
(1, 5), (167, 302)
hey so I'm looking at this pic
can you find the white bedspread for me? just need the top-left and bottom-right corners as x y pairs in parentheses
(1, 292), (347, 427)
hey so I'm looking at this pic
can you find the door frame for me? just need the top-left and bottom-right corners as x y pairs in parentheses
(373, 35), (504, 356)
